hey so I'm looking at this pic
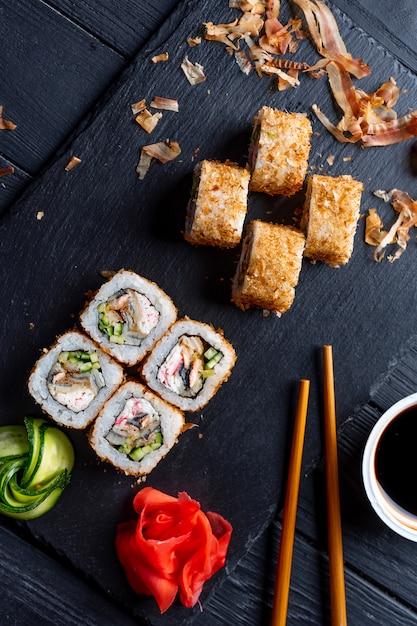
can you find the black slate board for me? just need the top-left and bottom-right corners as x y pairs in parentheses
(3, 0), (417, 624)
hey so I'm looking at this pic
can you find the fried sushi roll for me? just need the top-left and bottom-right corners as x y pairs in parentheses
(80, 270), (177, 366)
(300, 174), (364, 266)
(231, 220), (305, 316)
(89, 381), (184, 477)
(248, 106), (312, 196)
(184, 160), (250, 248)
(28, 331), (124, 429)
(140, 318), (236, 412)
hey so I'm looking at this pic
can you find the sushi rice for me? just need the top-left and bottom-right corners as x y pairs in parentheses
(140, 318), (236, 412)
(89, 380), (185, 476)
(28, 330), (124, 429)
(80, 270), (177, 366)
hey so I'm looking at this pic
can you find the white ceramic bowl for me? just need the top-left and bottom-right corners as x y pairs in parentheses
(362, 392), (417, 541)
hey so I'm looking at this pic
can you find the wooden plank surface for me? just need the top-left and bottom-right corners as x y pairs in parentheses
(48, 0), (182, 58)
(5, 338), (417, 625)
(2, 1), (417, 625)
(0, 0), (124, 174)
(0, 156), (31, 213)
(0, 523), (139, 625)
(293, 339), (417, 623)
(194, 339), (417, 625)
(198, 519), (417, 625)
(0, 0), (180, 214)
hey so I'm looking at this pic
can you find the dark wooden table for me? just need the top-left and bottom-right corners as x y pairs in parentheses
(2, 1), (417, 624)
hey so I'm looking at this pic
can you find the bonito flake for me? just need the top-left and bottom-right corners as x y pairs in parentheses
(181, 56), (206, 85)
(367, 189), (417, 262)
(136, 141), (181, 180)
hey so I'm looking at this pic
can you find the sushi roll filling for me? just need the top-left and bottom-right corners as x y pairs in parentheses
(184, 163), (202, 235)
(105, 397), (163, 461)
(157, 335), (223, 398)
(236, 232), (253, 288)
(248, 119), (261, 170)
(47, 350), (105, 413)
(97, 289), (160, 346)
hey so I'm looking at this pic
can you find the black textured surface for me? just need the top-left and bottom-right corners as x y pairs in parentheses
(2, 1), (417, 625)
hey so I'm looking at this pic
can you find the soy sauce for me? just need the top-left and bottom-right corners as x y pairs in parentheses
(375, 406), (417, 515)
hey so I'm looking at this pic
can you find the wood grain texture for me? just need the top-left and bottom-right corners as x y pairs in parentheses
(1, 4), (417, 625)
(0, 524), (142, 625)
(195, 338), (417, 625)
(196, 517), (417, 625)
(47, 0), (182, 58)
(295, 337), (417, 618)
(0, 0), (181, 215)
(0, 0), (124, 173)
(0, 156), (32, 214)
(2, 1), (417, 625)
(331, 0), (417, 72)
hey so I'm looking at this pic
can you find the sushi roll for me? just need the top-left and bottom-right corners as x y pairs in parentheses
(300, 174), (364, 266)
(28, 331), (124, 429)
(184, 160), (251, 248)
(89, 380), (185, 477)
(231, 220), (305, 316)
(140, 318), (236, 412)
(79, 270), (177, 366)
(248, 106), (312, 196)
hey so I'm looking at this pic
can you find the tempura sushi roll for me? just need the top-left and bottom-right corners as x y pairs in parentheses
(248, 106), (312, 196)
(140, 318), (236, 412)
(80, 270), (177, 366)
(184, 160), (250, 248)
(231, 220), (305, 316)
(28, 331), (124, 429)
(300, 174), (364, 266)
(89, 381), (185, 477)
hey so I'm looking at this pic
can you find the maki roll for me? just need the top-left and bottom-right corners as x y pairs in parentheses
(300, 174), (364, 266)
(184, 160), (250, 248)
(28, 331), (124, 429)
(80, 270), (177, 366)
(89, 381), (185, 477)
(140, 319), (236, 412)
(231, 220), (305, 316)
(248, 106), (312, 196)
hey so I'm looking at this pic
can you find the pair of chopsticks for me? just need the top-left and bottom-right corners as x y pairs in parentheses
(270, 345), (347, 626)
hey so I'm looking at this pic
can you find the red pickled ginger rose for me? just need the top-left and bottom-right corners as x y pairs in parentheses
(115, 487), (232, 613)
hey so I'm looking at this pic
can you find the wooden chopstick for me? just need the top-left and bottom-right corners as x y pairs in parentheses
(270, 378), (310, 626)
(323, 345), (348, 626)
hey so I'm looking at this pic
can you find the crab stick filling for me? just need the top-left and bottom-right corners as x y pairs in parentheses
(98, 289), (160, 346)
(157, 335), (223, 398)
(47, 350), (105, 413)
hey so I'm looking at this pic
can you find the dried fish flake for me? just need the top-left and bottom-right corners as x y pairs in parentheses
(131, 99), (147, 115)
(365, 208), (386, 246)
(370, 189), (417, 262)
(150, 96), (179, 112)
(65, 156), (81, 171)
(187, 36), (202, 47)
(151, 52), (169, 63)
(181, 56), (206, 85)
(0, 106), (17, 130)
(136, 141), (182, 180)
(135, 109), (163, 134)
(0, 166), (14, 177)
(234, 50), (252, 74)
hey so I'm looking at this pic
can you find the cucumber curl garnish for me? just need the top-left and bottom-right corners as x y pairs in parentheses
(0, 417), (74, 520)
